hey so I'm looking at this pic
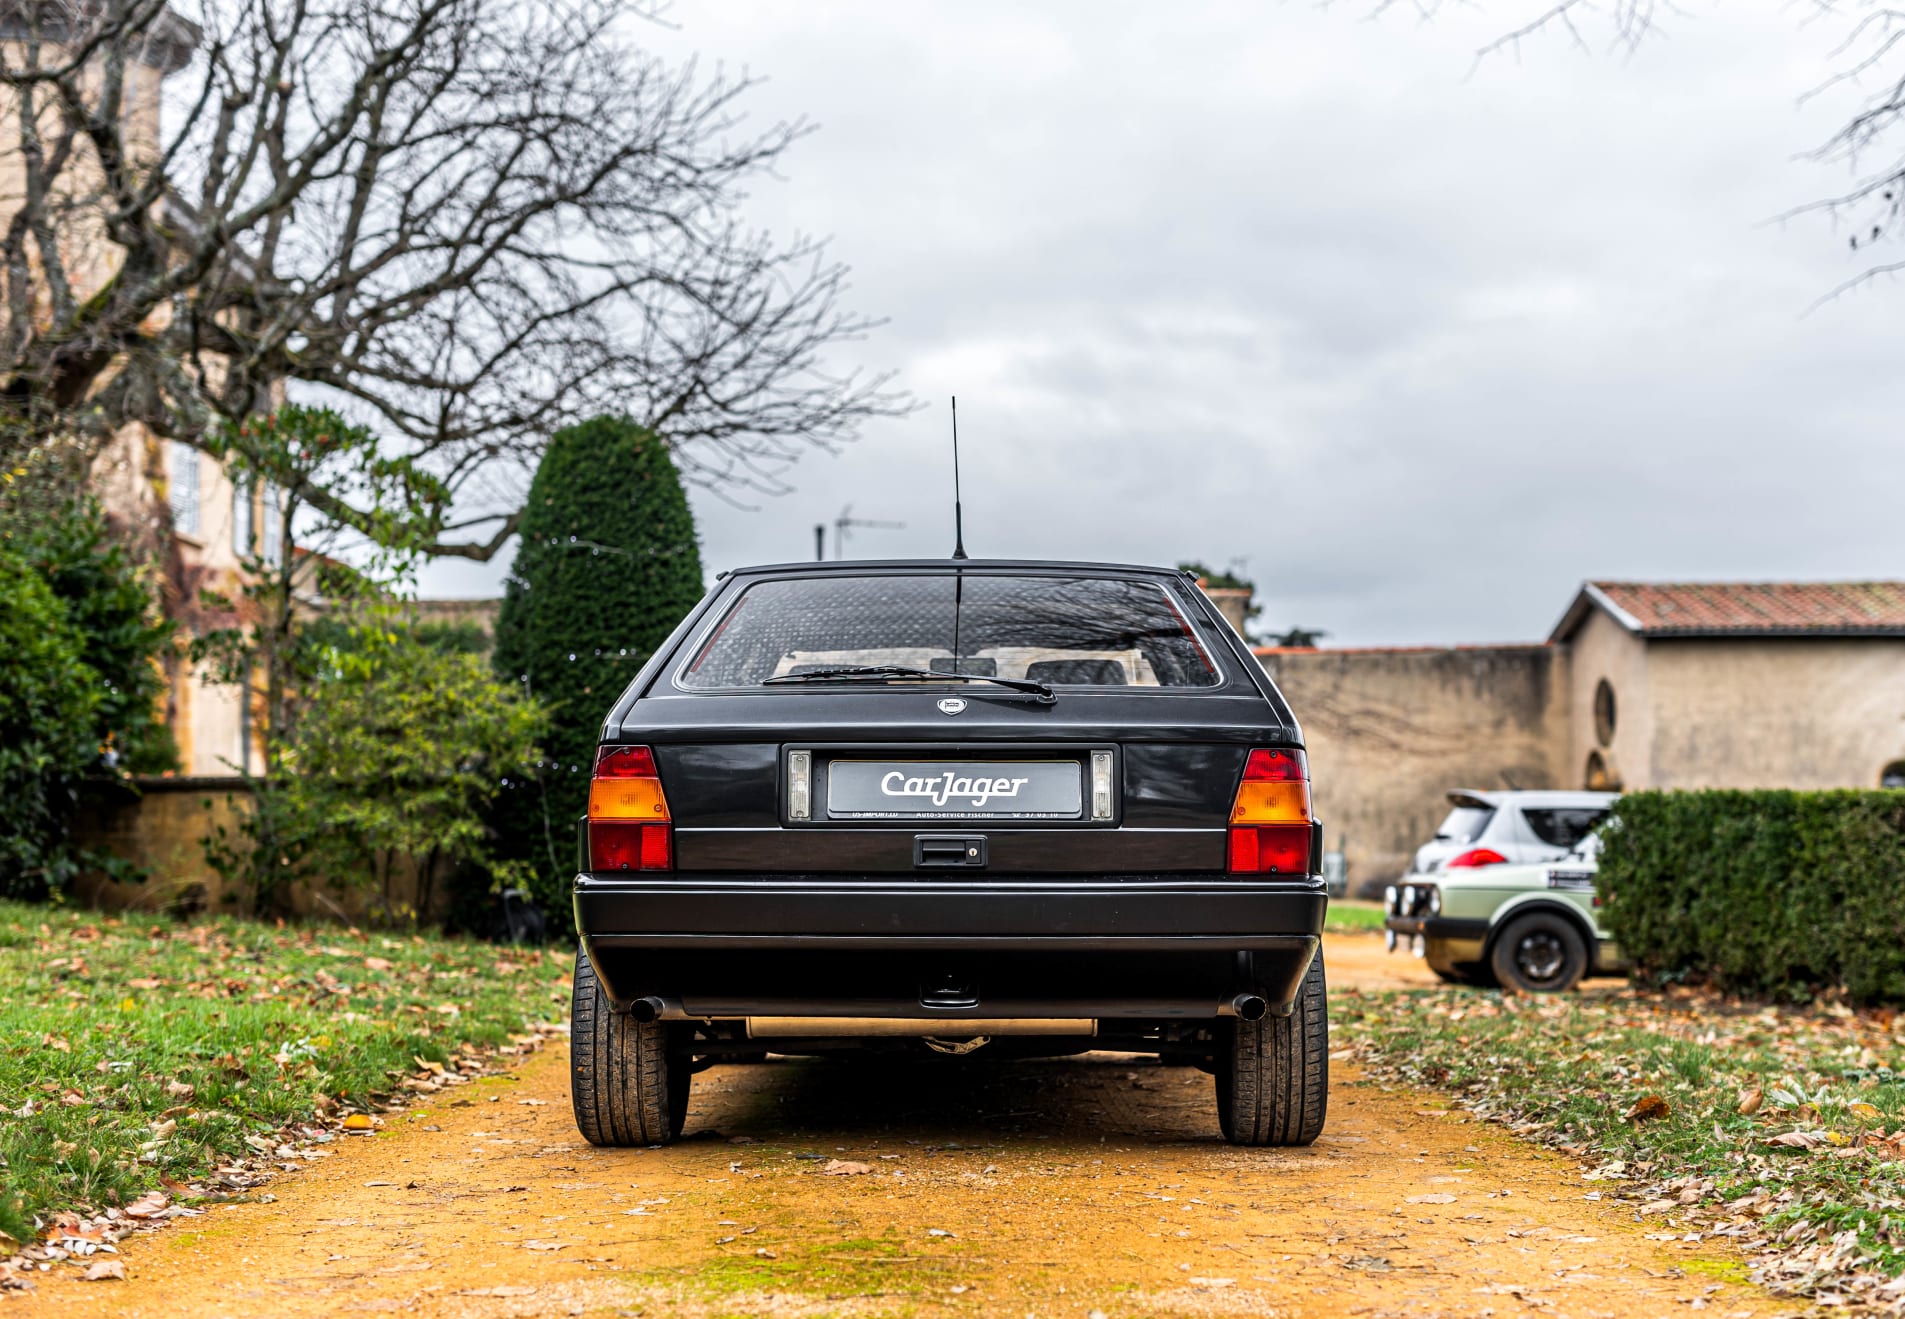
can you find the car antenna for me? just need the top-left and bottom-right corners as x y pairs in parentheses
(950, 396), (968, 560)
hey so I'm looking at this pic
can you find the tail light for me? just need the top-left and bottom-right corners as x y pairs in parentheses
(1227, 747), (1313, 875)
(1446, 847), (1506, 869)
(587, 745), (672, 871)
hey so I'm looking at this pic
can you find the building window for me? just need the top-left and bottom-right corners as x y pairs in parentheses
(1883, 761), (1905, 790)
(260, 483), (283, 564)
(168, 441), (201, 535)
(1593, 678), (1617, 747)
(1584, 750), (1622, 792)
(232, 482), (253, 557)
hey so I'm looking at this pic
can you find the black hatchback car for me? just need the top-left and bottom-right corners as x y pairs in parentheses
(570, 560), (1328, 1146)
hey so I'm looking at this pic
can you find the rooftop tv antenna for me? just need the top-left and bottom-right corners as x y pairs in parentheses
(833, 504), (905, 559)
(950, 396), (968, 560)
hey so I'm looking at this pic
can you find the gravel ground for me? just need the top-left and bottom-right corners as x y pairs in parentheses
(5, 934), (1789, 1319)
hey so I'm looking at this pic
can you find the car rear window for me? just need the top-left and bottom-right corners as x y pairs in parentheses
(678, 573), (1221, 689)
(1522, 807), (1609, 849)
(1434, 806), (1495, 843)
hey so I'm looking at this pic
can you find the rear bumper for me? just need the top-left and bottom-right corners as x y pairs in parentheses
(574, 874), (1325, 1020)
(575, 874), (1327, 948)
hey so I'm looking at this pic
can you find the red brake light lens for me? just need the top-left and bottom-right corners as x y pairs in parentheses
(594, 745), (659, 778)
(1241, 747), (1308, 782)
(588, 745), (671, 872)
(1446, 847), (1507, 868)
(1228, 823), (1312, 875)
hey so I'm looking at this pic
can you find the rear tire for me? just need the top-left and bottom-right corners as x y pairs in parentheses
(1489, 912), (1588, 994)
(570, 943), (690, 1145)
(1216, 951), (1328, 1146)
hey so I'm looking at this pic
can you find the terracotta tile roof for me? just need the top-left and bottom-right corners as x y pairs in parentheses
(1555, 581), (1905, 639)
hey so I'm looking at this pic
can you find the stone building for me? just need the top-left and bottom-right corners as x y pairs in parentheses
(1260, 581), (1905, 895)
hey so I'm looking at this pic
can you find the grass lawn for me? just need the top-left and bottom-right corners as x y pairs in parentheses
(1323, 899), (1386, 933)
(0, 900), (567, 1246)
(1338, 982), (1905, 1311)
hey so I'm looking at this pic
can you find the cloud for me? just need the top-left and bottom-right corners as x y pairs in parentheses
(422, 1), (1905, 645)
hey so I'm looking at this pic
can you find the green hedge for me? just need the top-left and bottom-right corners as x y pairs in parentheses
(1599, 790), (1905, 1003)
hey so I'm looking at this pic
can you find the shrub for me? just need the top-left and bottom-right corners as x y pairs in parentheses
(490, 417), (704, 930)
(1598, 789), (1905, 1003)
(5, 496), (177, 774)
(207, 617), (545, 920)
(0, 553), (99, 899)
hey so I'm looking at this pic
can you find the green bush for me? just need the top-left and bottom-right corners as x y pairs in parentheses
(207, 617), (545, 920)
(1, 493), (177, 774)
(1599, 789), (1905, 1003)
(490, 417), (705, 931)
(0, 553), (100, 898)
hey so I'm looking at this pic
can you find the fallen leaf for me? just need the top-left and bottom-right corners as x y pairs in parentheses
(820, 1159), (874, 1175)
(364, 957), (393, 972)
(1768, 1131), (1823, 1149)
(1849, 1101), (1882, 1122)
(1627, 1094), (1671, 1122)
(1406, 1193), (1457, 1205)
(342, 1114), (375, 1132)
(82, 1260), (125, 1281)
(164, 1080), (195, 1100)
(122, 1191), (168, 1219)
(1737, 1087), (1763, 1116)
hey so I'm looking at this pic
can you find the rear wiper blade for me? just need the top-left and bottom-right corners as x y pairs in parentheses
(762, 665), (1056, 703)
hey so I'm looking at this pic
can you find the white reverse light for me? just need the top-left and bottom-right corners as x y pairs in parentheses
(788, 750), (812, 821)
(1090, 751), (1114, 821)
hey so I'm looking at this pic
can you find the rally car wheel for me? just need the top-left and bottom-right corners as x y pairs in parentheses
(1490, 912), (1588, 994)
(571, 944), (690, 1145)
(1216, 951), (1328, 1146)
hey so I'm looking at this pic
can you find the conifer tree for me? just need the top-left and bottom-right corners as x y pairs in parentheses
(490, 418), (705, 928)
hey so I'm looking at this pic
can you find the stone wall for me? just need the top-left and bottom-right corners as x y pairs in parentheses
(1258, 644), (1571, 896)
(1642, 637), (1905, 790)
(71, 778), (447, 923)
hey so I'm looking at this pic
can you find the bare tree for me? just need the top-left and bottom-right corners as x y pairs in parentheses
(1377, 0), (1905, 298)
(0, 0), (902, 558)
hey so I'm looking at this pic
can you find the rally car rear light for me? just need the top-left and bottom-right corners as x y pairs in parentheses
(588, 745), (672, 872)
(1446, 847), (1507, 868)
(1227, 747), (1313, 875)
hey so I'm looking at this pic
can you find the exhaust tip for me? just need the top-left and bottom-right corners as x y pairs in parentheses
(628, 996), (665, 1023)
(1230, 992), (1268, 1022)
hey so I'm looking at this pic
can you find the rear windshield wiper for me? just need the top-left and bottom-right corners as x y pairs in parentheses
(762, 665), (1056, 703)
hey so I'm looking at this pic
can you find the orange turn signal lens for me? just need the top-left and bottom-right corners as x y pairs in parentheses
(588, 775), (670, 821)
(1230, 779), (1312, 823)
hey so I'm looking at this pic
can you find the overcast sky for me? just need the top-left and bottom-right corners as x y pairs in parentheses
(419, 2), (1905, 647)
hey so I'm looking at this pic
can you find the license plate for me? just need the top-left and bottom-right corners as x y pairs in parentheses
(824, 759), (1083, 820)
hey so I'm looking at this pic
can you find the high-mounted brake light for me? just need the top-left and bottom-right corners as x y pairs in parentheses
(1446, 847), (1506, 869)
(588, 745), (672, 871)
(1227, 747), (1313, 875)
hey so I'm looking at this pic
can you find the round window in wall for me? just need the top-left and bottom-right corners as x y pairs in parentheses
(1593, 679), (1617, 748)
(1883, 760), (1905, 790)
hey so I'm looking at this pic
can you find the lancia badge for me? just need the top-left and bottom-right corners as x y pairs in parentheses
(937, 698), (968, 716)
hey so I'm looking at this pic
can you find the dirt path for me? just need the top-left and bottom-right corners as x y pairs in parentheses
(13, 934), (1780, 1319)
